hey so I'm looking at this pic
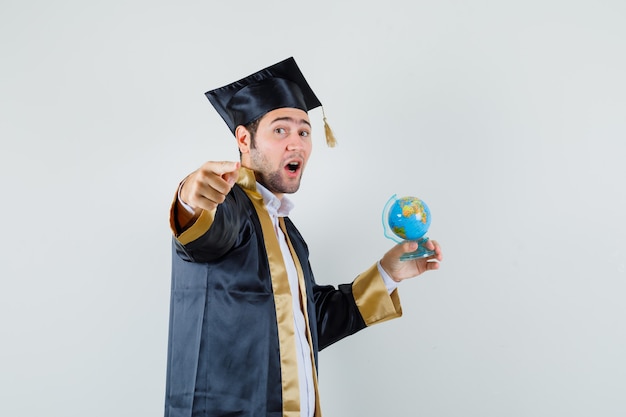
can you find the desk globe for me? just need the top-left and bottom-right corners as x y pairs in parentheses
(382, 195), (435, 261)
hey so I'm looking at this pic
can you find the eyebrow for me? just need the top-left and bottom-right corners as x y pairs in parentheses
(270, 116), (311, 127)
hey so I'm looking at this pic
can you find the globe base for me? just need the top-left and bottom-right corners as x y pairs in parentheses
(399, 237), (435, 261)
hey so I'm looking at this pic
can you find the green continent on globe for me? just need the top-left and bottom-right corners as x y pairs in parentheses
(392, 225), (408, 239)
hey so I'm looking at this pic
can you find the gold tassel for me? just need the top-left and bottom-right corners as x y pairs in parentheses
(322, 107), (337, 148)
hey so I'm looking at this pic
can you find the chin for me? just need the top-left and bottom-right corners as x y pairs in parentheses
(280, 181), (301, 194)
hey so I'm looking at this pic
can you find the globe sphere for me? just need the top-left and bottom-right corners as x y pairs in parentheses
(387, 196), (431, 240)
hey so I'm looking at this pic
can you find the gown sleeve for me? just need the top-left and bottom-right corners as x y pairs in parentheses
(169, 184), (249, 263)
(313, 264), (402, 350)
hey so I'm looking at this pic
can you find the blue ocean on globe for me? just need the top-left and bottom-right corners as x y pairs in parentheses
(387, 196), (432, 240)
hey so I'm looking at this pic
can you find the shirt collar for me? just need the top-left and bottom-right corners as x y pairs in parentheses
(256, 182), (295, 218)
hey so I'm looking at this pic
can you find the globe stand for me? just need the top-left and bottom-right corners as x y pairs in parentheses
(382, 194), (434, 262)
(399, 237), (435, 261)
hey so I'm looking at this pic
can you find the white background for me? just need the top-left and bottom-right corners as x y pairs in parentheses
(1, 1), (625, 416)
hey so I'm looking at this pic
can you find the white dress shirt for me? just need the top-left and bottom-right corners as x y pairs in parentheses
(257, 184), (316, 417)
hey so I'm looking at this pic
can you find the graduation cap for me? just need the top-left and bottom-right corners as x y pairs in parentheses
(205, 57), (336, 147)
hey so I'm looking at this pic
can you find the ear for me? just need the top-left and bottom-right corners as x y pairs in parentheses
(235, 125), (251, 155)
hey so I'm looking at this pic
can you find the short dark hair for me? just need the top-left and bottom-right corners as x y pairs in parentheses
(245, 118), (261, 142)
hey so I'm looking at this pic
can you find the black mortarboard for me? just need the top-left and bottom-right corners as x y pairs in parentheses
(205, 57), (336, 147)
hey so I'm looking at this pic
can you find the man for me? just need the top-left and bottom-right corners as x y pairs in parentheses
(165, 57), (442, 417)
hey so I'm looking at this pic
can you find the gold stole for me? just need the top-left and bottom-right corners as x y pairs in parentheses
(280, 217), (322, 417)
(245, 187), (321, 416)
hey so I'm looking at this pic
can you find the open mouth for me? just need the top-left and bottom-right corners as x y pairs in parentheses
(286, 162), (300, 172)
(285, 161), (301, 174)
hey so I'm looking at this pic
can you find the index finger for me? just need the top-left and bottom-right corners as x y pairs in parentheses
(210, 161), (240, 176)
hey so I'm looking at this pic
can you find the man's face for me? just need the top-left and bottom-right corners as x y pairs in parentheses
(241, 107), (312, 197)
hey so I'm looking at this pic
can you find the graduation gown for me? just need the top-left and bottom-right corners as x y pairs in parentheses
(164, 168), (402, 417)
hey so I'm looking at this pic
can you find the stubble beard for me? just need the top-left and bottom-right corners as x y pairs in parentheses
(262, 170), (301, 195)
(250, 149), (302, 195)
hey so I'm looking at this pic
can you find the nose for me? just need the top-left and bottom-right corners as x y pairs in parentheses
(286, 132), (304, 151)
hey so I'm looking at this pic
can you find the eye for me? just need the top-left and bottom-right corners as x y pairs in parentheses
(299, 130), (310, 138)
(274, 127), (286, 135)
